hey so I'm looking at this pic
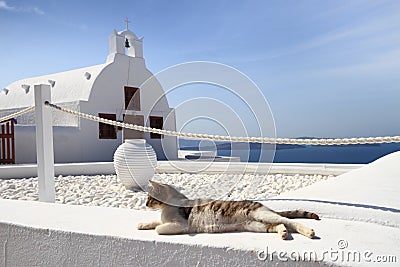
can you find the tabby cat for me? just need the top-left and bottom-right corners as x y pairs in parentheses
(138, 181), (319, 239)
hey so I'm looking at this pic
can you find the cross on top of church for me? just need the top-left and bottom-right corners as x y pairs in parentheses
(125, 17), (131, 30)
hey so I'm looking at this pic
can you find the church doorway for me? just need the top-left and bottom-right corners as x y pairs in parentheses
(123, 115), (145, 140)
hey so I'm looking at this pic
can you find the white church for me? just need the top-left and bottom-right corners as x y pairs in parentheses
(0, 24), (178, 164)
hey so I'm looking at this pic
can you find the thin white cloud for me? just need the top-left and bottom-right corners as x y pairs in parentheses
(233, 11), (400, 65)
(0, 1), (14, 10)
(270, 29), (355, 59)
(314, 0), (382, 20)
(226, 28), (355, 64)
(321, 48), (400, 78)
(273, 11), (400, 59)
(24, 6), (45, 15)
(0, 1), (44, 15)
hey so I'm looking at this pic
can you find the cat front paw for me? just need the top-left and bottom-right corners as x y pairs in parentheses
(304, 228), (315, 239)
(137, 223), (153, 230)
(280, 228), (289, 240)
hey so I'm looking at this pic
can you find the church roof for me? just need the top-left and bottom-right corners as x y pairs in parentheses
(0, 62), (111, 110)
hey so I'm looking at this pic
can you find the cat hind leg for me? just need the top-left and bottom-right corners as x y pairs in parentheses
(155, 222), (189, 235)
(270, 223), (289, 240)
(251, 207), (315, 239)
(286, 222), (315, 239)
(242, 221), (288, 240)
(242, 221), (268, 232)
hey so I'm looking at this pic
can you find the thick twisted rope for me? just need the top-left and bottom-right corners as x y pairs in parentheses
(0, 106), (35, 124)
(45, 102), (400, 145)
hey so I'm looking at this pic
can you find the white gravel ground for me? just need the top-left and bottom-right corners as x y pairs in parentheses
(0, 173), (333, 210)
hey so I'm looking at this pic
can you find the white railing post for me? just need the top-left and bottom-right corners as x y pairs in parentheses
(34, 84), (55, 203)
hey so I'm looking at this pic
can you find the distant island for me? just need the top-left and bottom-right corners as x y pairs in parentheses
(178, 139), (305, 151)
(179, 137), (380, 151)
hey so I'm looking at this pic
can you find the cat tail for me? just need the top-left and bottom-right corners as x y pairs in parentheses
(277, 210), (320, 220)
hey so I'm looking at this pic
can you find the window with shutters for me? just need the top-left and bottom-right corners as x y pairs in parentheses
(124, 86), (140, 110)
(149, 116), (163, 139)
(98, 113), (117, 139)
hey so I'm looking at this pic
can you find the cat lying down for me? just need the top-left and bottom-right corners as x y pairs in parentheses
(138, 181), (320, 239)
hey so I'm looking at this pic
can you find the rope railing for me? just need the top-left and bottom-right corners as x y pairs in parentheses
(43, 102), (400, 145)
(0, 106), (35, 124)
(5, 85), (395, 204)
(0, 103), (399, 145)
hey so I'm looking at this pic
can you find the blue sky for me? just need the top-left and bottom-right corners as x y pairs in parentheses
(1, 0), (399, 138)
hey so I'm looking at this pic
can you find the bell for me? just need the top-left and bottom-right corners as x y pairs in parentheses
(125, 38), (130, 48)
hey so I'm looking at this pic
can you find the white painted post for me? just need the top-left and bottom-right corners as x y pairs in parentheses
(34, 84), (55, 203)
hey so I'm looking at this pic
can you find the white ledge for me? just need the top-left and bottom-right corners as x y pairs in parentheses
(0, 161), (363, 179)
(1, 152), (400, 266)
(1, 199), (396, 267)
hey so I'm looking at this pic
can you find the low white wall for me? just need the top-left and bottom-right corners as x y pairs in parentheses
(157, 161), (362, 175)
(0, 223), (281, 267)
(0, 162), (363, 179)
(2, 198), (398, 267)
(0, 200), (327, 267)
(0, 162), (115, 179)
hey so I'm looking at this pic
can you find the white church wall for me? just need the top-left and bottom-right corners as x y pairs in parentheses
(14, 124), (124, 164)
(11, 52), (177, 163)
(72, 118), (123, 163)
(83, 53), (178, 161)
(13, 126), (37, 163)
(78, 62), (126, 163)
(14, 126), (84, 164)
(124, 56), (178, 160)
(3, 27), (178, 164)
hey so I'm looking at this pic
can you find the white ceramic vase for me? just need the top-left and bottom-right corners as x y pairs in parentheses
(113, 139), (157, 190)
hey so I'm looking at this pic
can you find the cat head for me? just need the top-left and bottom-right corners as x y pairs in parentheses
(146, 180), (188, 209)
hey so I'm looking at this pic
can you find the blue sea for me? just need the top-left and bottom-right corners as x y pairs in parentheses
(217, 143), (400, 164)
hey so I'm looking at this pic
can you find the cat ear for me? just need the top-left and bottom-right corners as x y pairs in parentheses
(149, 180), (162, 191)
